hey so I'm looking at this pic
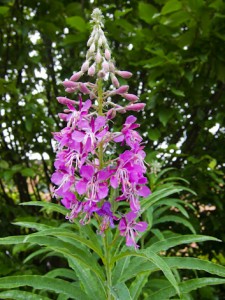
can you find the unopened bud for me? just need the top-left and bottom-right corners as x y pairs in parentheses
(81, 61), (89, 72)
(88, 64), (96, 76)
(89, 43), (95, 53)
(109, 62), (115, 72)
(116, 70), (133, 78)
(107, 108), (117, 119)
(79, 83), (91, 94)
(58, 113), (68, 121)
(62, 80), (78, 89)
(111, 74), (120, 88)
(123, 93), (139, 102)
(102, 61), (109, 73)
(98, 37), (103, 47)
(105, 49), (111, 60)
(57, 97), (76, 106)
(96, 52), (102, 63)
(70, 71), (83, 81)
(115, 85), (129, 94)
(125, 103), (146, 111)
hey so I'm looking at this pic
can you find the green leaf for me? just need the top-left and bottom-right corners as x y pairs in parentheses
(66, 16), (87, 32)
(0, 290), (51, 300)
(115, 8), (133, 18)
(164, 257), (225, 278)
(68, 258), (106, 300)
(111, 282), (132, 300)
(112, 256), (131, 284)
(112, 250), (180, 296)
(142, 250), (180, 296)
(161, 0), (182, 15)
(158, 109), (173, 126)
(138, 2), (158, 24)
(45, 268), (78, 281)
(0, 275), (87, 299)
(148, 128), (161, 141)
(21, 168), (35, 177)
(0, 160), (9, 169)
(148, 234), (220, 253)
(171, 87), (185, 97)
(0, 6), (9, 15)
(129, 273), (149, 300)
(148, 277), (225, 299)
(153, 215), (196, 233)
(20, 201), (68, 216)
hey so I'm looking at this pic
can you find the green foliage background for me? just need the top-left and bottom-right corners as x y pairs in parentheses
(0, 0), (225, 298)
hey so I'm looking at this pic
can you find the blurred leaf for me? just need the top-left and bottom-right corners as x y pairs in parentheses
(66, 16), (87, 32)
(138, 2), (158, 24)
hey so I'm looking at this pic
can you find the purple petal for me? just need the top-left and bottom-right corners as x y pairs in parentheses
(125, 115), (136, 124)
(80, 165), (95, 179)
(137, 186), (151, 197)
(126, 211), (137, 223)
(94, 116), (106, 132)
(72, 130), (85, 142)
(97, 183), (109, 199)
(75, 179), (87, 195)
(133, 221), (148, 232)
(110, 175), (119, 188)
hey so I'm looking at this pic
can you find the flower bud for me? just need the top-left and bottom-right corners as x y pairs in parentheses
(105, 49), (111, 60)
(57, 97), (76, 106)
(109, 62), (115, 72)
(62, 80), (78, 89)
(116, 70), (133, 78)
(70, 71), (83, 81)
(88, 64), (96, 76)
(111, 74), (120, 88)
(96, 51), (102, 63)
(81, 61), (89, 72)
(115, 85), (129, 94)
(58, 113), (68, 121)
(79, 83), (91, 94)
(123, 93), (139, 102)
(107, 108), (117, 119)
(89, 43), (95, 53)
(102, 61), (109, 73)
(125, 103), (146, 111)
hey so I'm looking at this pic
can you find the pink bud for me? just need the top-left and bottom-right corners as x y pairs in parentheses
(123, 93), (139, 102)
(109, 62), (115, 72)
(70, 71), (83, 81)
(58, 113), (68, 121)
(65, 88), (77, 93)
(81, 61), (89, 72)
(111, 74), (120, 88)
(89, 43), (95, 53)
(62, 80), (78, 89)
(116, 85), (129, 94)
(107, 108), (117, 119)
(102, 61), (109, 73)
(105, 49), (111, 60)
(116, 71), (133, 78)
(96, 52), (102, 63)
(88, 64), (96, 76)
(79, 83), (91, 94)
(57, 97), (76, 106)
(125, 103), (146, 111)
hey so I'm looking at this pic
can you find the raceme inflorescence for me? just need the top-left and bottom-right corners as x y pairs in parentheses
(51, 8), (151, 248)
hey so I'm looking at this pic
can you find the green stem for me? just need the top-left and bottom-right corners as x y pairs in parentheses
(97, 77), (104, 169)
(103, 231), (113, 300)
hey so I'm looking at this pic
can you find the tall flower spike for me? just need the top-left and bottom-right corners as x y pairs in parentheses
(51, 8), (150, 248)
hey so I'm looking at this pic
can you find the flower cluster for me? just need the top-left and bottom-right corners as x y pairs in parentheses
(51, 8), (150, 248)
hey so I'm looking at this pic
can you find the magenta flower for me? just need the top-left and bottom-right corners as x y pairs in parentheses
(119, 212), (148, 248)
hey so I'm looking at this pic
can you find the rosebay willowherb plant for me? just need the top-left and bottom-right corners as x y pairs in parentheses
(1, 8), (225, 300)
(51, 8), (151, 249)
